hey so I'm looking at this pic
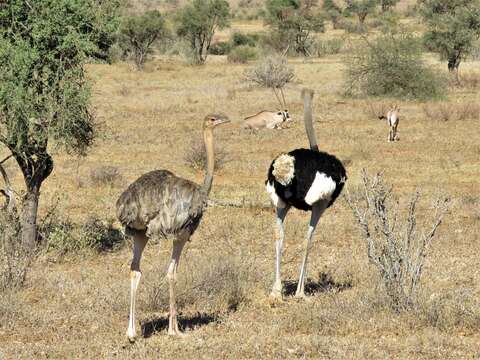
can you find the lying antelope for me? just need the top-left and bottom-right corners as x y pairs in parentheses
(379, 105), (400, 142)
(243, 110), (292, 131)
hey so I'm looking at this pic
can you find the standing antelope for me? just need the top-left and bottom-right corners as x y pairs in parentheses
(379, 105), (400, 142)
(243, 110), (292, 130)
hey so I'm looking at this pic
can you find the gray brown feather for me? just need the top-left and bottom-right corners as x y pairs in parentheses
(116, 170), (206, 239)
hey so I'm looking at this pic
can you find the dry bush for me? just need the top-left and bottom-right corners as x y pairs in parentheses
(458, 72), (480, 90)
(146, 254), (256, 315)
(89, 165), (123, 186)
(418, 289), (480, 332)
(363, 100), (391, 119)
(423, 101), (480, 122)
(0, 210), (31, 291)
(245, 56), (294, 108)
(345, 170), (451, 311)
(245, 56), (294, 89)
(183, 137), (227, 171)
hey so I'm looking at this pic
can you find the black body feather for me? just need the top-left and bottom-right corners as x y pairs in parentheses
(267, 149), (347, 211)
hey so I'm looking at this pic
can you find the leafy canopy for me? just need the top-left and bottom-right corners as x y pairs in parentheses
(344, 31), (446, 99)
(175, 0), (230, 64)
(420, 0), (480, 71)
(265, 0), (324, 55)
(0, 0), (119, 186)
(119, 10), (168, 69)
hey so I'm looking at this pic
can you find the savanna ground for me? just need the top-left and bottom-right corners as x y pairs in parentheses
(1, 16), (480, 360)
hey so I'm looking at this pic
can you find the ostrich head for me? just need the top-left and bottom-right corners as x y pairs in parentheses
(203, 113), (230, 130)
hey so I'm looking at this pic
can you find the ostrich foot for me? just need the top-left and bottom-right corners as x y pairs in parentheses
(270, 284), (283, 300)
(126, 329), (137, 343)
(294, 290), (306, 300)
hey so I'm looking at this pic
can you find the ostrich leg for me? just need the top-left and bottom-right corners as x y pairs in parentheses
(127, 230), (148, 342)
(167, 233), (189, 336)
(270, 206), (290, 299)
(295, 201), (328, 298)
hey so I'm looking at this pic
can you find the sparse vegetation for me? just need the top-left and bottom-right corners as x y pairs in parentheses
(245, 56), (294, 108)
(344, 31), (447, 99)
(314, 38), (344, 57)
(420, 0), (480, 80)
(89, 165), (124, 187)
(119, 10), (169, 70)
(0, 0), (119, 250)
(265, 0), (324, 55)
(345, 170), (451, 311)
(423, 101), (480, 121)
(44, 215), (124, 254)
(184, 137), (227, 170)
(175, 0), (230, 64)
(345, 0), (379, 32)
(1, 1), (479, 358)
(227, 45), (258, 63)
(0, 210), (30, 291)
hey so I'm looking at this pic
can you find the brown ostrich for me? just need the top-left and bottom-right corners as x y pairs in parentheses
(116, 114), (230, 341)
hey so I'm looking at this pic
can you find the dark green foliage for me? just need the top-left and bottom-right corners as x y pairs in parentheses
(208, 41), (232, 55)
(227, 45), (258, 63)
(344, 32), (446, 99)
(345, 0), (379, 30)
(265, 0), (324, 55)
(420, 0), (480, 76)
(231, 31), (259, 47)
(119, 10), (168, 70)
(44, 215), (124, 254)
(314, 38), (344, 57)
(322, 0), (343, 28)
(380, 0), (400, 12)
(175, 0), (230, 64)
(0, 0), (120, 248)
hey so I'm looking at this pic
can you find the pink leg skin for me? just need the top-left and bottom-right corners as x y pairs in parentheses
(167, 235), (188, 336)
(126, 231), (148, 342)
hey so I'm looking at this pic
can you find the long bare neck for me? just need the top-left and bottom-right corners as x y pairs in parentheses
(201, 128), (215, 196)
(302, 88), (318, 152)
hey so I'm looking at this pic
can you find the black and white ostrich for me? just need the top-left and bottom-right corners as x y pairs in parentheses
(266, 88), (347, 299)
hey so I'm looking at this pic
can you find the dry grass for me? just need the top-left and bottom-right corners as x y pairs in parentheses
(89, 165), (124, 187)
(183, 137), (228, 171)
(422, 101), (480, 122)
(0, 15), (479, 359)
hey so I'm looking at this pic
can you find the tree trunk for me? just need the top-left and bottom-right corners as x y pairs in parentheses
(21, 185), (40, 249)
(448, 56), (461, 84)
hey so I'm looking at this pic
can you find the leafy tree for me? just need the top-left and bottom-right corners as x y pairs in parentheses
(265, 0), (324, 56)
(420, 0), (480, 79)
(0, 0), (119, 249)
(175, 0), (230, 64)
(345, 0), (379, 30)
(322, 0), (343, 29)
(380, 0), (399, 13)
(119, 10), (168, 70)
(344, 31), (446, 99)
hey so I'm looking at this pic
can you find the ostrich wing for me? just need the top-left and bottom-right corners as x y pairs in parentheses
(117, 170), (206, 238)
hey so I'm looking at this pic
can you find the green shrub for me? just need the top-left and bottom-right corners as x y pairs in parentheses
(44, 215), (124, 254)
(314, 38), (344, 57)
(208, 41), (232, 55)
(227, 45), (258, 63)
(231, 31), (259, 47)
(0, 211), (31, 291)
(344, 31), (447, 100)
(119, 10), (169, 70)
